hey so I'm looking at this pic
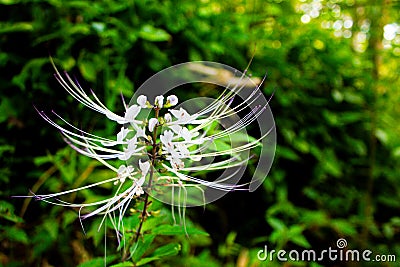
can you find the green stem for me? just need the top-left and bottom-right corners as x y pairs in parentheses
(122, 108), (160, 261)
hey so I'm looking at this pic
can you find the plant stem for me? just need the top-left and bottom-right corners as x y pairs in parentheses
(122, 108), (160, 261)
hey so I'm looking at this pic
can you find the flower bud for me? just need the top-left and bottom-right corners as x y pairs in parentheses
(164, 95), (178, 107)
(155, 95), (164, 108)
(148, 118), (159, 132)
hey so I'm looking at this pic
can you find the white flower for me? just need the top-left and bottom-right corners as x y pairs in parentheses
(124, 104), (141, 122)
(178, 127), (193, 142)
(176, 143), (190, 157)
(164, 113), (172, 123)
(170, 157), (184, 170)
(115, 164), (134, 184)
(135, 127), (147, 139)
(160, 130), (174, 151)
(168, 124), (182, 135)
(169, 108), (193, 124)
(166, 95), (178, 106)
(160, 129), (193, 169)
(117, 127), (130, 143)
(155, 95), (164, 108)
(101, 127), (130, 147)
(139, 160), (151, 178)
(117, 164), (134, 177)
(118, 135), (139, 160)
(137, 95), (147, 108)
(134, 179), (145, 196)
(148, 118), (158, 132)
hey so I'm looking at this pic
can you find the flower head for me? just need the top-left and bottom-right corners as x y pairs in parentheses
(22, 59), (275, 246)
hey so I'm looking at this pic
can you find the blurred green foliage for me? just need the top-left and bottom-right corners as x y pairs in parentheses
(1, 0), (400, 266)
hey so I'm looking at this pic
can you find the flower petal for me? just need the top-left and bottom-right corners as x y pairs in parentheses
(125, 104), (141, 122)
(137, 95), (147, 108)
(167, 95), (178, 106)
(148, 118), (158, 132)
(155, 95), (164, 108)
(139, 160), (151, 177)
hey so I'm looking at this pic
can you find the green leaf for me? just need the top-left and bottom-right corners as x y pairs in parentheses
(277, 146), (300, 161)
(79, 61), (97, 82)
(0, 201), (23, 223)
(383, 223), (394, 239)
(346, 137), (367, 156)
(0, 99), (17, 124)
(0, 0), (20, 4)
(390, 217), (400, 226)
(1, 226), (29, 244)
(109, 262), (134, 267)
(323, 110), (339, 126)
(375, 128), (389, 145)
(141, 216), (163, 233)
(212, 138), (232, 151)
(301, 210), (328, 226)
(139, 25), (171, 42)
(136, 243), (181, 266)
(331, 219), (357, 236)
(321, 149), (342, 178)
(77, 258), (105, 267)
(340, 112), (364, 125)
(136, 257), (158, 266)
(0, 22), (33, 34)
(152, 224), (208, 236)
(43, 218), (59, 240)
(229, 132), (257, 144)
(288, 225), (310, 248)
(343, 91), (364, 105)
(392, 146), (400, 158)
(78, 255), (118, 267)
(123, 215), (140, 230)
(267, 217), (286, 232)
(91, 22), (105, 33)
(86, 218), (104, 247)
(131, 234), (156, 263)
(62, 210), (77, 228)
(293, 138), (310, 153)
(331, 89), (343, 102)
(67, 24), (91, 35)
(11, 58), (48, 90)
(290, 234), (311, 248)
(32, 230), (53, 257)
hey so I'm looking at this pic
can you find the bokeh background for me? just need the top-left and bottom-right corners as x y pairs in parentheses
(1, 0), (400, 266)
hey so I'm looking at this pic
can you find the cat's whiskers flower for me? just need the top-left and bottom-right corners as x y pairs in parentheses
(19, 59), (274, 247)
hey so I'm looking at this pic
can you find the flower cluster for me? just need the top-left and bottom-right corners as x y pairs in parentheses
(26, 60), (273, 241)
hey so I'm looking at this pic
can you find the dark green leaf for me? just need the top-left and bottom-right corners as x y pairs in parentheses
(152, 224), (208, 236)
(131, 234), (156, 262)
(0, 201), (23, 223)
(136, 243), (181, 266)
(139, 25), (171, 42)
